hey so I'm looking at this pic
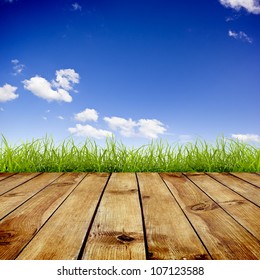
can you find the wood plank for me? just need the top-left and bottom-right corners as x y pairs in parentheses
(230, 172), (260, 188)
(207, 173), (260, 206)
(16, 173), (109, 260)
(0, 173), (16, 181)
(82, 173), (145, 260)
(0, 173), (62, 220)
(0, 173), (41, 195)
(137, 173), (210, 260)
(160, 173), (260, 260)
(0, 173), (85, 260)
(185, 173), (260, 240)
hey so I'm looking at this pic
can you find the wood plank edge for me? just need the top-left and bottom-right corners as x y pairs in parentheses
(158, 173), (214, 260)
(185, 173), (260, 243)
(136, 173), (152, 260)
(0, 173), (43, 197)
(77, 173), (112, 260)
(12, 173), (88, 259)
(228, 173), (260, 188)
(205, 172), (260, 206)
(0, 173), (64, 222)
(0, 173), (18, 181)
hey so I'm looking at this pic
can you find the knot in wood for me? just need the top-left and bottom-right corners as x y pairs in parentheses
(195, 254), (208, 260)
(5, 193), (22, 197)
(191, 203), (208, 211)
(190, 202), (217, 211)
(0, 230), (15, 245)
(116, 234), (135, 243)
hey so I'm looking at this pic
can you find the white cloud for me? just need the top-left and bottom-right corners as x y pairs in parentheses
(228, 30), (253, 43)
(58, 116), (64, 120)
(104, 116), (166, 139)
(219, 0), (260, 14)
(53, 69), (79, 90)
(138, 119), (166, 139)
(69, 112), (166, 139)
(232, 134), (260, 142)
(104, 116), (137, 137)
(0, 84), (19, 102)
(11, 59), (25, 76)
(72, 2), (82, 11)
(68, 124), (113, 139)
(23, 76), (73, 102)
(23, 69), (79, 102)
(74, 108), (98, 122)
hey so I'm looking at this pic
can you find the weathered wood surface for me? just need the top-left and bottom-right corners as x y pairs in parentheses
(0, 172), (259, 260)
(207, 172), (260, 206)
(82, 173), (145, 260)
(230, 172), (260, 188)
(138, 173), (210, 260)
(17, 173), (108, 260)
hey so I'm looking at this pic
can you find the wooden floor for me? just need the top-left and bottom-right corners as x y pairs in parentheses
(0, 172), (259, 260)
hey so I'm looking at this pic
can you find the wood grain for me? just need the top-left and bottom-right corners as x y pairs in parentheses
(0, 173), (85, 259)
(230, 172), (260, 188)
(0, 173), (40, 196)
(138, 173), (210, 260)
(16, 173), (109, 260)
(82, 173), (146, 260)
(0, 172), (259, 260)
(185, 173), (260, 240)
(160, 173), (260, 260)
(0, 173), (62, 220)
(0, 173), (16, 181)
(207, 172), (260, 206)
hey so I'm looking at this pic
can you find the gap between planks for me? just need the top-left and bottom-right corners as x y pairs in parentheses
(0, 172), (259, 260)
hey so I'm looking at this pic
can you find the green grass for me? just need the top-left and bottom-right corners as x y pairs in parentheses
(0, 134), (259, 172)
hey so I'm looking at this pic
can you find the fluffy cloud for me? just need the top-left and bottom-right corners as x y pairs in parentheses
(104, 117), (137, 137)
(23, 69), (79, 102)
(232, 134), (260, 142)
(11, 59), (25, 75)
(0, 84), (19, 102)
(53, 69), (79, 90)
(69, 113), (166, 139)
(219, 0), (260, 14)
(68, 124), (113, 139)
(138, 119), (166, 139)
(228, 30), (253, 43)
(74, 108), (98, 122)
(23, 76), (73, 102)
(104, 116), (166, 139)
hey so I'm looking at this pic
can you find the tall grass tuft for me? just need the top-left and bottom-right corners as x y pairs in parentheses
(0, 134), (259, 172)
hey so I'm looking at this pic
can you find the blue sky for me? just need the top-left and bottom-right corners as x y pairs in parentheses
(0, 0), (260, 146)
